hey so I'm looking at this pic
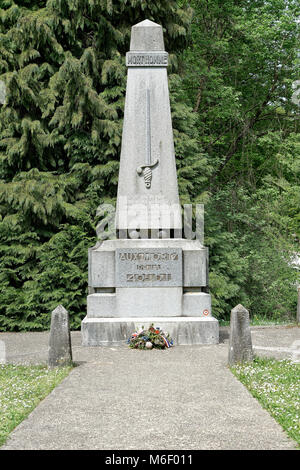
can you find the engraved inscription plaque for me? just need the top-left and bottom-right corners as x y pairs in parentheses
(116, 248), (182, 287)
(126, 52), (168, 67)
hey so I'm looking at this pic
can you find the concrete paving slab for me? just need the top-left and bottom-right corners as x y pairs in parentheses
(0, 328), (298, 450)
(1, 325), (299, 364)
(251, 325), (300, 361)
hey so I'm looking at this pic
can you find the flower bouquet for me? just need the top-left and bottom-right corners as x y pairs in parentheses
(127, 324), (173, 350)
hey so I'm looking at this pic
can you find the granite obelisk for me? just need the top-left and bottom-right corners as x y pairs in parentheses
(116, 20), (181, 236)
(81, 20), (219, 346)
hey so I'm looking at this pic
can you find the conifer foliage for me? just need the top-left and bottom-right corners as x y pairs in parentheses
(1, 0), (298, 330)
(180, 0), (300, 319)
(0, 0), (200, 330)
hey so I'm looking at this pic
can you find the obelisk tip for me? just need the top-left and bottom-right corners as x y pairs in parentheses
(130, 19), (165, 51)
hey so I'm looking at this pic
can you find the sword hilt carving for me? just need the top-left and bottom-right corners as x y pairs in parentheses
(136, 158), (159, 189)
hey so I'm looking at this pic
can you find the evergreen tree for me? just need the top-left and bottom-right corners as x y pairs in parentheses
(0, 0), (204, 330)
(180, 0), (300, 319)
(1, 0), (298, 329)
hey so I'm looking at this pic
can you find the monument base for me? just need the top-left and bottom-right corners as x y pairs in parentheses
(81, 316), (219, 346)
(83, 238), (219, 346)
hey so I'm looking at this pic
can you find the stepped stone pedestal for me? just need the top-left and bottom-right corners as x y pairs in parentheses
(81, 20), (219, 346)
(82, 237), (219, 345)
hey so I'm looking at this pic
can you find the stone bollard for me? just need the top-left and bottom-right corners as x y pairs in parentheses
(48, 305), (72, 367)
(228, 304), (253, 365)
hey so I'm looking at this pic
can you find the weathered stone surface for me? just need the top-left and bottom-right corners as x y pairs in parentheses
(88, 248), (115, 288)
(117, 287), (182, 316)
(130, 19), (165, 51)
(297, 287), (300, 324)
(87, 289), (213, 319)
(116, 19), (181, 232)
(88, 238), (208, 288)
(82, 318), (135, 346)
(48, 305), (72, 367)
(82, 19), (219, 346)
(182, 292), (211, 317)
(81, 317), (219, 346)
(115, 247), (182, 287)
(126, 51), (168, 67)
(183, 248), (208, 287)
(87, 288), (182, 318)
(228, 304), (253, 365)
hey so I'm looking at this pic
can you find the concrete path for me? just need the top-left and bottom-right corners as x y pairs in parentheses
(0, 326), (299, 450)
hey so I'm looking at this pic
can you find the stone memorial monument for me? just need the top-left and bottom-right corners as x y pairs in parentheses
(81, 19), (219, 346)
(228, 304), (253, 365)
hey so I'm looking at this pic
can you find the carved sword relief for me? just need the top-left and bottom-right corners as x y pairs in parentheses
(136, 88), (159, 188)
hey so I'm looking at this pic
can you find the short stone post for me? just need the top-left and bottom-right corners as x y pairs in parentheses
(297, 287), (300, 325)
(48, 305), (72, 367)
(0, 340), (6, 364)
(228, 304), (253, 365)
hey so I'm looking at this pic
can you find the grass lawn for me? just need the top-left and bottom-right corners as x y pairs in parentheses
(0, 364), (73, 447)
(231, 357), (300, 446)
(219, 317), (296, 327)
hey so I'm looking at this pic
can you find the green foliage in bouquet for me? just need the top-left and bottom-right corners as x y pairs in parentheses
(127, 324), (173, 350)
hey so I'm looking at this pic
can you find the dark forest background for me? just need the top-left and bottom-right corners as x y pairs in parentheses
(0, 0), (299, 330)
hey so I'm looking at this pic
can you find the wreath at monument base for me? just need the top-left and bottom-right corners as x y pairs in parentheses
(127, 324), (173, 350)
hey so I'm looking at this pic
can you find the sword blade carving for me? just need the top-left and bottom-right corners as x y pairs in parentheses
(137, 87), (159, 188)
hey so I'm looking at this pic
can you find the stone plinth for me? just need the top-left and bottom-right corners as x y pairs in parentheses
(82, 317), (219, 347)
(88, 239), (208, 289)
(82, 238), (218, 345)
